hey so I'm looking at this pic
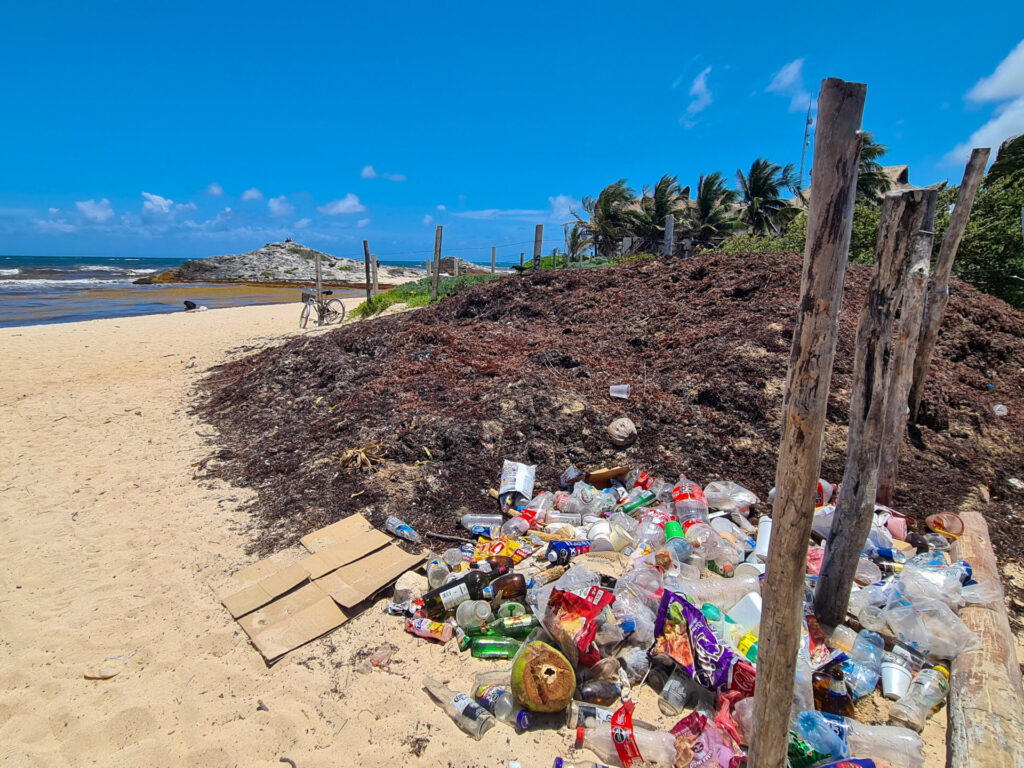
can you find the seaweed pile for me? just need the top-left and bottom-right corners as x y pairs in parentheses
(196, 251), (1024, 605)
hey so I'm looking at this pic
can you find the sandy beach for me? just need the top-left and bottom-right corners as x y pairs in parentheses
(0, 300), (948, 768)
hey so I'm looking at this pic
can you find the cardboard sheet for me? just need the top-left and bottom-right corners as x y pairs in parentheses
(221, 561), (309, 619)
(315, 543), (424, 608)
(586, 465), (630, 489)
(237, 582), (348, 662)
(299, 513), (374, 553)
(299, 528), (391, 579)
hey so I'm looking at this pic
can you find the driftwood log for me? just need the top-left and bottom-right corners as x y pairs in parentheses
(747, 77), (865, 768)
(948, 505), (1024, 766)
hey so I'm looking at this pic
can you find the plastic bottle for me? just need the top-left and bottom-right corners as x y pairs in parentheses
(682, 519), (739, 577)
(423, 676), (495, 740)
(619, 489), (658, 514)
(672, 475), (710, 521)
(843, 630), (884, 700)
(455, 599), (491, 630)
(405, 617), (453, 642)
(666, 572), (760, 612)
(460, 514), (503, 538)
(576, 722), (677, 768)
(473, 684), (531, 730)
(385, 516), (421, 543)
(442, 547), (465, 567)
(426, 558), (450, 589)
(795, 710), (925, 768)
(500, 508), (537, 538)
(888, 665), (950, 732)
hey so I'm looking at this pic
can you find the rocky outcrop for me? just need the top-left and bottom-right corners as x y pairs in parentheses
(135, 241), (425, 284)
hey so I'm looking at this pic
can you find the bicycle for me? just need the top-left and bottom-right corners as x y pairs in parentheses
(299, 290), (346, 329)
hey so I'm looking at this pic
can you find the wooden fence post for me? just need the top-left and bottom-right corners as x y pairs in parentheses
(814, 189), (932, 628)
(371, 254), (379, 296)
(747, 77), (865, 768)
(519, 252), (524, 269)
(533, 224), (543, 272)
(314, 249), (323, 301)
(663, 214), (674, 256)
(491, 246), (496, 274)
(876, 189), (938, 506)
(362, 240), (372, 305)
(909, 148), (989, 422)
(431, 225), (442, 302)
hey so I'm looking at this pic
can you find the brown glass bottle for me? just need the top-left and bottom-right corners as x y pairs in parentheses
(481, 573), (528, 601)
(813, 668), (854, 718)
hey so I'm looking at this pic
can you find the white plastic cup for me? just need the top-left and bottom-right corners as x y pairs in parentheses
(881, 652), (914, 700)
(609, 384), (631, 399)
(588, 519), (616, 552)
(727, 593), (763, 636)
(734, 561), (765, 579)
(754, 516), (772, 561)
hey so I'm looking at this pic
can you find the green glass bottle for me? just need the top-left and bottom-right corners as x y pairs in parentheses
(470, 636), (522, 659)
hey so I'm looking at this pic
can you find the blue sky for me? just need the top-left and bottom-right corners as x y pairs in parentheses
(1, 2), (1023, 262)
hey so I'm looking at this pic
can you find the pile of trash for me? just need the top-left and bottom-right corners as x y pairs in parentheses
(383, 461), (992, 768)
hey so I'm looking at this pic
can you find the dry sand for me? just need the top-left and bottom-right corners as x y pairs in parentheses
(0, 301), (947, 767)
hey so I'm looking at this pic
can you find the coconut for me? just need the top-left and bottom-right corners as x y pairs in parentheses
(510, 641), (576, 712)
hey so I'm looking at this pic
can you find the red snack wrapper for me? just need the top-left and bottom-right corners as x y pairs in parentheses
(610, 700), (644, 768)
(729, 659), (756, 698)
(544, 585), (616, 668)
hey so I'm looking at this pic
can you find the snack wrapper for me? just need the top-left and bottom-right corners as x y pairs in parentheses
(651, 590), (738, 692)
(472, 537), (533, 564)
(671, 711), (745, 768)
(544, 585), (615, 668)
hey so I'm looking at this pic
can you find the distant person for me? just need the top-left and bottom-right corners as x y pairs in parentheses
(183, 300), (208, 312)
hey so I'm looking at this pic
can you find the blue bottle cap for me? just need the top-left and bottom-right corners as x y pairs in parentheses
(553, 759), (563, 768)
(516, 710), (532, 730)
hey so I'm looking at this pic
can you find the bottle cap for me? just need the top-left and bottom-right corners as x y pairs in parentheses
(665, 520), (684, 540)
(481, 586), (494, 598)
(553, 759), (564, 768)
(516, 710), (532, 730)
(933, 664), (950, 679)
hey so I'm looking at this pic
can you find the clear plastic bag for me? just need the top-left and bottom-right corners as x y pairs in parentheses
(884, 598), (981, 660)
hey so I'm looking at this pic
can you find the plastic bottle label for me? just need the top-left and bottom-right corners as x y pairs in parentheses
(609, 700), (644, 768)
(673, 483), (706, 505)
(440, 582), (471, 610)
(474, 685), (506, 710)
(451, 692), (487, 721)
(819, 712), (851, 748)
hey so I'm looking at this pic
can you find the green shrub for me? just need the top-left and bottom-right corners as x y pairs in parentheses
(349, 273), (502, 318)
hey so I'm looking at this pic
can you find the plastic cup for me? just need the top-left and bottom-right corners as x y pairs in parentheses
(887, 515), (908, 541)
(734, 561), (765, 579)
(881, 653), (913, 700)
(727, 592), (763, 635)
(609, 384), (631, 399)
(925, 512), (964, 538)
(753, 516), (772, 561)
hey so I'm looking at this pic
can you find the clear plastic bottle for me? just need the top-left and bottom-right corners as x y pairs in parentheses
(888, 665), (950, 732)
(474, 684), (531, 730)
(553, 759), (614, 768)
(423, 676), (495, 740)
(844, 629), (884, 700)
(660, 520), (694, 563)
(664, 572), (760, 612)
(385, 516), (422, 543)
(455, 599), (491, 630)
(460, 514), (503, 537)
(795, 710), (924, 768)
(426, 558), (450, 589)
(671, 475), (710, 521)
(500, 508), (537, 538)
(576, 722), (678, 768)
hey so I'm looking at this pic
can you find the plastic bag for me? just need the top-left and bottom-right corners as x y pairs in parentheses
(884, 598), (981, 660)
(671, 711), (745, 768)
(544, 585), (616, 668)
(703, 481), (760, 513)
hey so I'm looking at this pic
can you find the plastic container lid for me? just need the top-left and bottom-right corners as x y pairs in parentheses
(665, 520), (684, 540)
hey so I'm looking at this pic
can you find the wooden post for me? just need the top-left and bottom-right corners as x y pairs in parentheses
(948, 505), (1024, 768)
(362, 240), (372, 305)
(532, 224), (543, 272)
(663, 214), (674, 256)
(371, 254), (379, 296)
(314, 249), (323, 301)
(425, 259), (430, 273)
(814, 189), (932, 628)
(909, 148), (989, 422)
(431, 225), (442, 302)
(747, 77), (865, 768)
(876, 189), (938, 506)
(491, 246), (496, 274)
(519, 252), (524, 269)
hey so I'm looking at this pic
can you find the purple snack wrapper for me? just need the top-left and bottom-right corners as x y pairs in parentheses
(650, 590), (738, 692)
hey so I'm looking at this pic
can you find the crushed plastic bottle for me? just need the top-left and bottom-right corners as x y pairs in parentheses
(795, 710), (924, 768)
(385, 515), (422, 543)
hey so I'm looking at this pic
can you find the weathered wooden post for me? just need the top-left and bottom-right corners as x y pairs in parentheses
(425, 259), (430, 273)
(909, 148), (989, 422)
(663, 214), (674, 256)
(371, 254), (379, 296)
(519, 252), (524, 269)
(532, 225), (543, 272)
(814, 189), (932, 628)
(876, 189), (938, 506)
(431, 225), (442, 302)
(491, 246), (496, 274)
(314, 249), (323, 301)
(747, 77), (865, 768)
(362, 240), (372, 305)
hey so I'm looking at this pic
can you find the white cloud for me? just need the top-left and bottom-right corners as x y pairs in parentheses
(766, 58), (812, 112)
(316, 193), (366, 215)
(456, 208), (545, 220)
(75, 198), (114, 223)
(457, 195), (581, 223)
(241, 187), (263, 201)
(685, 66), (712, 123)
(947, 38), (1024, 163)
(268, 195), (294, 217)
(175, 201), (197, 214)
(357, 218), (371, 228)
(142, 192), (174, 214)
(295, 217), (312, 229)
(422, 214), (433, 226)
(207, 182), (223, 196)
(548, 194), (580, 222)
(436, 204), (446, 211)
(361, 164), (406, 182)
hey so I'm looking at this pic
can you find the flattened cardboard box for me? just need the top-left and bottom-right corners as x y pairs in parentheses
(220, 514), (423, 661)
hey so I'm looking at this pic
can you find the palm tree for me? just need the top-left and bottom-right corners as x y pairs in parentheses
(636, 174), (689, 245)
(683, 172), (740, 247)
(574, 180), (641, 259)
(735, 158), (799, 236)
(564, 222), (593, 265)
(857, 133), (892, 204)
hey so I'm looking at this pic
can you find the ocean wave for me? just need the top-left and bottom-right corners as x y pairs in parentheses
(0, 277), (132, 288)
(0, 268), (20, 276)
